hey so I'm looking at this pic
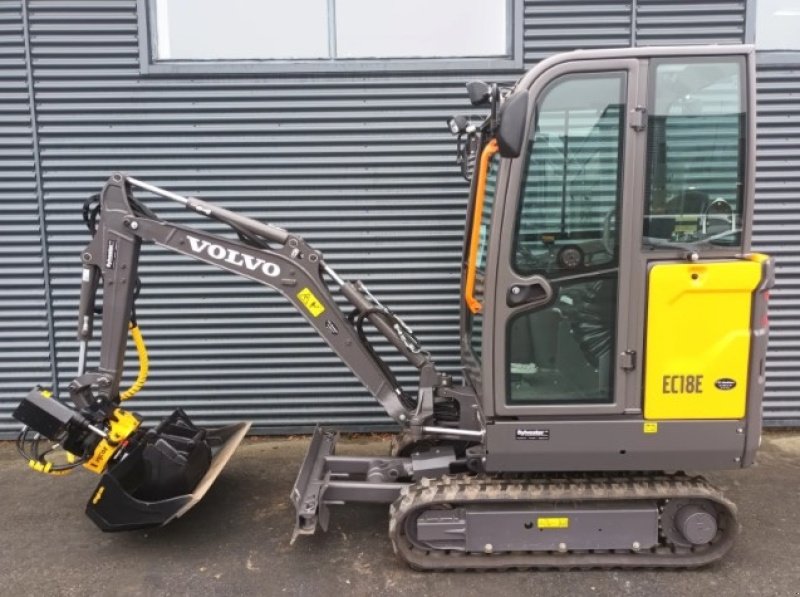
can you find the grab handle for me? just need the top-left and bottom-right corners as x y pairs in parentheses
(465, 139), (500, 314)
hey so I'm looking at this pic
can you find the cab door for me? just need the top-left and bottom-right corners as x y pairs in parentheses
(491, 59), (645, 417)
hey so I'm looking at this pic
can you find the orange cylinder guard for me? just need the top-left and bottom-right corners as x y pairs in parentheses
(464, 139), (500, 314)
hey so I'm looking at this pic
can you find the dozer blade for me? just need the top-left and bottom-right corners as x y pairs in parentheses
(86, 410), (250, 532)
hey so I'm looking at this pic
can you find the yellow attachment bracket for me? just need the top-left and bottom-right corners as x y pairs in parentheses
(465, 139), (500, 314)
(120, 323), (149, 401)
(83, 408), (141, 474)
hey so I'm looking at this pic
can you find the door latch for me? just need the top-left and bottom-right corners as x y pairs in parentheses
(630, 106), (647, 132)
(620, 350), (637, 371)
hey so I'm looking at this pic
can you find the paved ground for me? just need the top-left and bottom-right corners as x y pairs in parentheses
(2, 431), (799, 597)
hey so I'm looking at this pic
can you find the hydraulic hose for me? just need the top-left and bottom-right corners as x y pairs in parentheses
(120, 323), (148, 401)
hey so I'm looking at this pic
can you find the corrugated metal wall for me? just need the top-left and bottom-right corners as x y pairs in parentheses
(634, 0), (745, 45)
(2, 0), (797, 436)
(754, 64), (800, 424)
(0, 0), (54, 434)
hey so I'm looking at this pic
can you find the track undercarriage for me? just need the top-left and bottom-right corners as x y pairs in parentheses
(390, 473), (737, 570)
(292, 428), (738, 570)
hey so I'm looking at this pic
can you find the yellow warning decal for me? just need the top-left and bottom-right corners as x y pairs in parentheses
(92, 486), (105, 505)
(537, 517), (569, 529)
(643, 422), (658, 434)
(297, 287), (326, 318)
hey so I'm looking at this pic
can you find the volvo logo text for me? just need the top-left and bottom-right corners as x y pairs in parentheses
(187, 235), (280, 277)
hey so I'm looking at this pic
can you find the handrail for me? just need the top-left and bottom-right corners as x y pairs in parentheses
(465, 139), (500, 314)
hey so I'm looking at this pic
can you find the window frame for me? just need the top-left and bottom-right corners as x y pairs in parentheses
(136, 0), (524, 75)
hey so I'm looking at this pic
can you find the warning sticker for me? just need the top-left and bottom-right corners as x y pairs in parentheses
(537, 517), (569, 529)
(297, 287), (326, 318)
(643, 422), (658, 434)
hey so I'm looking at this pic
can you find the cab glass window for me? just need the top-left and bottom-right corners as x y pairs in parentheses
(468, 154), (500, 359)
(513, 73), (626, 276)
(643, 59), (745, 248)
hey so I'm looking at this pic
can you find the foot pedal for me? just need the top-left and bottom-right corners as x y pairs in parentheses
(86, 409), (250, 531)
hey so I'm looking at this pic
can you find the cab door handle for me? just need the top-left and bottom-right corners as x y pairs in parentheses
(507, 278), (553, 308)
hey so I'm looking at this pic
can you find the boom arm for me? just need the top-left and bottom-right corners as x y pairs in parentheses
(75, 173), (444, 425)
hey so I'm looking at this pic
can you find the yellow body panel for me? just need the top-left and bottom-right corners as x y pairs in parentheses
(644, 258), (762, 420)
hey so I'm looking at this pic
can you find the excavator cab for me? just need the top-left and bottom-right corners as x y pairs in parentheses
(462, 47), (771, 474)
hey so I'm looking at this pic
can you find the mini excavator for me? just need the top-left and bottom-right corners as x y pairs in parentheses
(14, 45), (774, 569)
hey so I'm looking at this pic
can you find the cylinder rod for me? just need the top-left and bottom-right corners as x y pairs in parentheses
(125, 176), (289, 245)
(422, 426), (484, 439)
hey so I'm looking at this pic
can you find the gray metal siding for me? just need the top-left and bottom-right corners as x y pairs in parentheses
(0, 0), (53, 433)
(754, 64), (800, 425)
(635, 0), (745, 45)
(523, 1), (631, 62)
(3, 0), (798, 435)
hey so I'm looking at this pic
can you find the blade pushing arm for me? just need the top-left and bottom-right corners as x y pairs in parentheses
(76, 173), (444, 424)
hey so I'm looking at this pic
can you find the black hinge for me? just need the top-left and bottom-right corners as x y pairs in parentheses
(630, 106), (647, 132)
(620, 350), (637, 371)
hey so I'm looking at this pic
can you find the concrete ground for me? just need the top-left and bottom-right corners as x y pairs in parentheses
(2, 432), (799, 597)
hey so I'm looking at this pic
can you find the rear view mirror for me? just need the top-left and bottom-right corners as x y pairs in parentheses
(466, 80), (492, 107)
(497, 90), (529, 158)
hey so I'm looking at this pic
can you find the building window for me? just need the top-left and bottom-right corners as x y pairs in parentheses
(335, 0), (507, 59)
(155, 0), (330, 60)
(142, 0), (521, 73)
(755, 0), (800, 51)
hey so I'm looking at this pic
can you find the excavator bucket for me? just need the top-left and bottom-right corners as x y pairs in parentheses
(85, 410), (250, 531)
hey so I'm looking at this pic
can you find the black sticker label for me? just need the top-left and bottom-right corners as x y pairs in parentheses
(516, 428), (550, 441)
(715, 378), (737, 391)
(105, 240), (117, 269)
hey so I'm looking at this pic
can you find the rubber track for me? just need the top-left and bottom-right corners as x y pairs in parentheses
(389, 472), (738, 571)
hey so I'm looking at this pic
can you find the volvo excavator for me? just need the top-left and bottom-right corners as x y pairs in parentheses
(13, 45), (774, 569)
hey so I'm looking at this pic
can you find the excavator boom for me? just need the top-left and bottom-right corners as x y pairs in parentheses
(14, 172), (464, 530)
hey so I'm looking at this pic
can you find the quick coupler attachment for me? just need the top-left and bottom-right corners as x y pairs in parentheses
(86, 410), (251, 532)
